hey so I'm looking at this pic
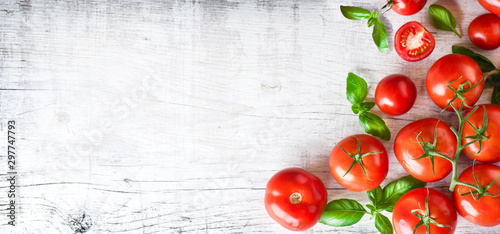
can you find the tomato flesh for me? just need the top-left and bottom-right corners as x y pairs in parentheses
(265, 168), (328, 231)
(395, 21), (435, 62)
(468, 13), (500, 50)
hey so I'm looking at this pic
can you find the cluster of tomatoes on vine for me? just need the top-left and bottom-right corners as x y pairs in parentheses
(264, 0), (500, 233)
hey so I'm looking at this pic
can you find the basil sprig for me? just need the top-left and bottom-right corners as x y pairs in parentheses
(428, 4), (461, 38)
(346, 73), (391, 141)
(320, 175), (425, 234)
(340, 6), (388, 52)
(452, 45), (500, 104)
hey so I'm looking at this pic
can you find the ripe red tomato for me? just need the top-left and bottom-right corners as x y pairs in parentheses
(390, 0), (427, 15)
(329, 134), (388, 192)
(264, 167), (328, 231)
(375, 74), (417, 115)
(394, 118), (456, 182)
(393, 188), (457, 234)
(426, 54), (484, 111)
(453, 163), (500, 226)
(468, 14), (500, 50)
(478, 0), (500, 15)
(395, 21), (435, 62)
(461, 105), (500, 163)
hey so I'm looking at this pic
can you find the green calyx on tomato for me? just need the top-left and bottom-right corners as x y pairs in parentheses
(452, 45), (500, 105)
(320, 175), (426, 233)
(410, 189), (452, 234)
(346, 73), (391, 141)
(441, 76), (484, 112)
(457, 164), (500, 200)
(335, 136), (383, 179)
(409, 122), (451, 175)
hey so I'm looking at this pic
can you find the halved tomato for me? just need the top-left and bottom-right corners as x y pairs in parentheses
(395, 21), (435, 62)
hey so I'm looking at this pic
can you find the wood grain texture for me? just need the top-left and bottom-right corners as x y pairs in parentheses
(1, 0), (500, 233)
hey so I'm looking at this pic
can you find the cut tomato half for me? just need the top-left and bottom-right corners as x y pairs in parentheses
(395, 21), (435, 62)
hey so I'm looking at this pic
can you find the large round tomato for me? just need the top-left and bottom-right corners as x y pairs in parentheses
(394, 21), (435, 62)
(478, 0), (500, 15)
(393, 188), (457, 234)
(390, 0), (427, 15)
(394, 118), (456, 182)
(426, 54), (484, 111)
(453, 164), (500, 226)
(329, 134), (388, 192)
(375, 74), (417, 115)
(462, 104), (500, 163)
(468, 14), (500, 50)
(265, 167), (328, 231)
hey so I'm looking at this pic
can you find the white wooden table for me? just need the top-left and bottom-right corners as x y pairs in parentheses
(1, 0), (499, 233)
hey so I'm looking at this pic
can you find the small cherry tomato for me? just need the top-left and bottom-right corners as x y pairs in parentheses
(462, 104), (500, 163)
(265, 167), (328, 231)
(390, 0), (427, 16)
(468, 13), (500, 50)
(478, 0), (500, 15)
(329, 134), (388, 192)
(426, 54), (484, 111)
(375, 74), (417, 115)
(393, 188), (457, 234)
(395, 21), (435, 62)
(453, 163), (500, 227)
(394, 118), (456, 182)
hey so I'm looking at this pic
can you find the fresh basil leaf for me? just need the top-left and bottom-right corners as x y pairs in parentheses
(367, 186), (384, 208)
(319, 199), (367, 227)
(372, 18), (389, 52)
(375, 213), (393, 234)
(360, 102), (375, 113)
(492, 86), (500, 105)
(358, 112), (391, 141)
(486, 73), (500, 88)
(366, 204), (376, 212)
(367, 17), (376, 27)
(428, 4), (461, 38)
(346, 73), (368, 106)
(340, 6), (372, 20)
(382, 175), (426, 212)
(452, 45), (496, 73)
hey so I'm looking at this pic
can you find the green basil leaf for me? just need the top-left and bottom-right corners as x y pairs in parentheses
(366, 204), (376, 212)
(382, 175), (426, 212)
(319, 199), (367, 227)
(367, 186), (384, 208)
(372, 18), (389, 52)
(340, 6), (372, 20)
(492, 86), (500, 105)
(486, 73), (500, 88)
(358, 112), (391, 141)
(452, 45), (496, 73)
(428, 4), (461, 38)
(346, 72), (368, 106)
(360, 102), (375, 113)
(367, 17), (376, 27)
(375, 213), (393, 234)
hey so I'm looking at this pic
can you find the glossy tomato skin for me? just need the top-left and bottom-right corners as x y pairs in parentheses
(426, 54), (484, 111)
(453, 164), (500, 226)
(375, 74), (417, 115)
(478, 0), (500, 15)
(393, 188), (457, 234)
(395, 21), (435, 62)
(265, 167), (328, 231)
(390, 0), (427, 15)
(462, 105), (500, 163)
(329, 134), (388, 192)
(468, 14), (500, 50)
(394, 118), (457, 182)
